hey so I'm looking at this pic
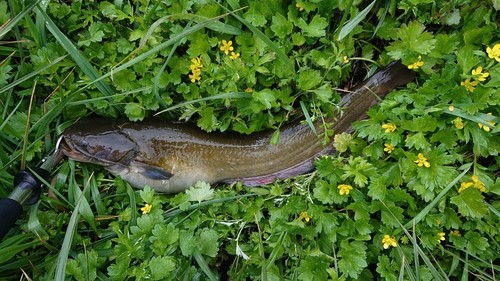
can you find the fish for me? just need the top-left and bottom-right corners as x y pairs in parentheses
(59, 61), (415, 193)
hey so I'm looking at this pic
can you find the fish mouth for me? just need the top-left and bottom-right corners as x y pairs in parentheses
(56, 135), (94, 163)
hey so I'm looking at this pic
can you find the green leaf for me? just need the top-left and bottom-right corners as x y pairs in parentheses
(197, 107), (219, 132)
(376, 255), (398, 281)
(338, 240), (368, 279)
(253, 89), (277, 109)
(311, 84), (333, 103)
(150, 223), (179, 248)
(117, 38), (135, 54)
(400, 115), (437, 132)
(78, 22), (104, 46)
(180, 230), (196, 256)
(405, 132), (429, 150)
(457, 45), (480, 76)
(139, 185), (155, 203)
(297, 15), (328, 37)
(199, 228), (219, 257)
(297, 251), (331, 281)
(450, 188), (488, 219)
(464, 231), (489, 256)
(342, 157), (376, 187)
(185, 181), (214, 203)
(270, 13), (293, 38)
(338, 0), (376, 40)
(107, 256), (131, 281)
(124, 102), (145, 121)
(66, 259), (85, 281)
(367, 176), (387, 200)
(298, 68), (322, 91)
(0, 64), (12, 86)
(149, 256), (176, 280)
(386, 21), (436, 59)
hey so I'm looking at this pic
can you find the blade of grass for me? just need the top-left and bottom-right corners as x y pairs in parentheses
(54, 178), (89, 281)
(299, 100), (317, 135)
(337, 0), (376, 41)
(0, 234), (38, 263)
(68, 165), (97, 232)
(152, 20), (193, 108)
(445, 107), (498, 130)
(87, 167), (106, 216)
(141, 13), (242, 47)
(27, 201), (49, 240)
(403, 163), (471, 229)
(193, 249), (218, 281)
(0, 0), (40, 39)
(34, 1), (48, 47)
(266, 231), (286, 270)
(126, 184), (137, 228)
(37, 8), (116, 101)
(155, 92), (249, 116)
(0, 55), (67, 95)
(382, 201), (448, 281)
(372, 0), (389, 38)
(20, 81), (36, 170)
(255, 214), (267, 281)
(412, 222), (420, 281)
(164, 194), (255, 218)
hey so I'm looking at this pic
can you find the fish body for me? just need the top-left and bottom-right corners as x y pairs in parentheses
(60, 61), (414, 193)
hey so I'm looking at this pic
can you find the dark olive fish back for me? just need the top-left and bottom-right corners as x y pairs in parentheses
(60, 61), (415, 193)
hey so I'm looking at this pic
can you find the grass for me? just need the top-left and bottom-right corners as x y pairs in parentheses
(0, 0), (499, 280)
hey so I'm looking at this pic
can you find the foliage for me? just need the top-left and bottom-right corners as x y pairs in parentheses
(0, 0), (499, 280)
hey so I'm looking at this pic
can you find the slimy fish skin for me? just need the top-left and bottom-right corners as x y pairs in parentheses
(59, 61), (414, 193)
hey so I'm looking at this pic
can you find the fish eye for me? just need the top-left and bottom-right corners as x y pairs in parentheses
(80, 140), (90, 148)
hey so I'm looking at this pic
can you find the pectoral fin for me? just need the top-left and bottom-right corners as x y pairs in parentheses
(124, 161), (173, 180)
(142, 166), (173, 180)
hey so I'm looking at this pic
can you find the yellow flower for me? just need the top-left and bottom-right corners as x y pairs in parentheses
(382, 123), (397, 133)
(448, 105), (455, 111)
(295, 2), (304, 11)
(478, 113), (495, 132)
(189, 68), (201, 83)
(337, 184), (353, 195)
(230, 52), (240, 60)
(437, 232), (445, 243)
(342, 55), (350, 64)
(189, 57), (203, 83)
(471, 175), (486, 192)
(245, 87), (253, 93)
(190, 57), (203, 70)
(408, 56), (424, 70)
(141, 204), (152, 214)
(452, 117), (464, 129)
(414, 153), (430, 168)
(450, 230), (461, 237)
(471, 66), (489, 82)
(382, 235), (398, 249)
(459, 175), (486, 193)
(486, 43), (500, 63)
(220, 40), (234, 55)
(384, 143), (394, 154)
(299, 211), (312, 223)
(460, 78), (478, 93)
(458, 181), (474, 193)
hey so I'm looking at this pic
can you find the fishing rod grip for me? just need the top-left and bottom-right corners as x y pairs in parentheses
(0, 168), (49, 241)
(0, 198), (23, 241)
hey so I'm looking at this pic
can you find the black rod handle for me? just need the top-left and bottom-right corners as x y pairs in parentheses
(0, 198), (23, 240)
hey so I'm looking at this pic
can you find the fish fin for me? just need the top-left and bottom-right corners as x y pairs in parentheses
(132, 162), (173, 180)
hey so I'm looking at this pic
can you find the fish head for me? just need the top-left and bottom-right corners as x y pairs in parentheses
(58, 121), (139, 166)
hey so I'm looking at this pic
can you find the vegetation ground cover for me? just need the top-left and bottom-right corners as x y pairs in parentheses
(0, 0), (499, 280)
